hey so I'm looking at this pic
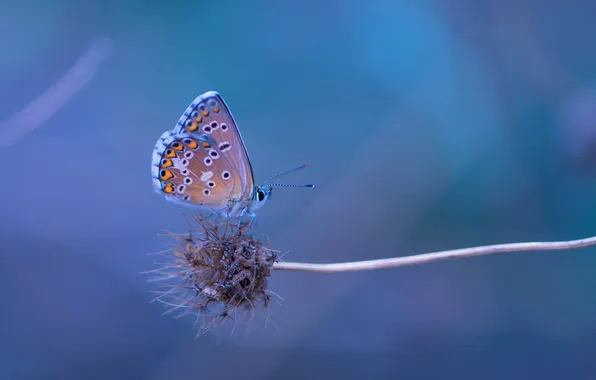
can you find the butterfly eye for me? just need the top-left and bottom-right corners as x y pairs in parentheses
(181, 159), (189, 166)
(203, 189), (211, 196)
(207, 181), (215, 188)
(220, 123), (228, 131)
(202, 125), (212, 134)
(203, 157), (213, 166)
(257, 190), (266, 202)
(183, 195), (191, 201)
(184, 151), (194, 159)
(210, 121), (219, 129)
(177, 185), (186, 193)
(222, 171), (230, 180)
(184, 177), (193, 185)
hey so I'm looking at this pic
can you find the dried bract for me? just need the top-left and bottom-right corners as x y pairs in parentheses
(145, 216), (279, 336)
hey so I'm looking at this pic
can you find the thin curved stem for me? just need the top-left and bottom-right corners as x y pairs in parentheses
(0, 37), (112, 150)
(272, 235), (596, 273)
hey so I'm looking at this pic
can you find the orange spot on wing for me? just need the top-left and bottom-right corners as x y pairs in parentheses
(164, 149), (176, 158)
(202, 110), (209, 116)
(187, 122), (199, 132)
(160, 159), (173, 168)
(163, 182), (175, 194)
(201, 141), (211, 148)
(185, 139), (198, 149)
(213, 106), (220, 113)
(160, 169), (174, 181)
(196, 115), (203, 123)
(170, 141), (183, 151)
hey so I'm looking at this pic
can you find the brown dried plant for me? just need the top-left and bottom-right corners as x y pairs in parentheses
(144, 215), (279, 336)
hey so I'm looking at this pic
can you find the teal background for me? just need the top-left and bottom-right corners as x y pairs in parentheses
(1, 0), (596, 379)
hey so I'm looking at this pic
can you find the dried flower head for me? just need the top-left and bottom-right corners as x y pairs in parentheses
(145, 215), (279, 336)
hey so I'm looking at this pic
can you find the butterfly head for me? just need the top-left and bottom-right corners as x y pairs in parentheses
(253, 186), (273, 209)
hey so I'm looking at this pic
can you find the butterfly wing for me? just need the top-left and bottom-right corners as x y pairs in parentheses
(152, 91), (255, 210)
(174, 91), (255, 198)
(152, 131), (238, 209)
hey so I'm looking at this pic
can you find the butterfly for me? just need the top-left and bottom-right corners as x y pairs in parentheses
(151, 91), (313, 224)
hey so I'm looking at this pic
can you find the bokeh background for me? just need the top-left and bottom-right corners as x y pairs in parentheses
(2, 0), (596, 379)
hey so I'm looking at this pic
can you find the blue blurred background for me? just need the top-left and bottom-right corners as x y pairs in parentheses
(2, 0), (596, 379)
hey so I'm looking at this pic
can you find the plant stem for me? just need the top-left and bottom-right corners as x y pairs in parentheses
(273, 235), (596, 273)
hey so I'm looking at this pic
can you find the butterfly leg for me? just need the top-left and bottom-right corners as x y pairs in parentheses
(245, 210), (257, 228)
(236, 206), (247, 229)
(236, 206), (257, 230)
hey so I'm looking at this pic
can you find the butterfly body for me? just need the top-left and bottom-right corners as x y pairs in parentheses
(151, 91), (271, 219)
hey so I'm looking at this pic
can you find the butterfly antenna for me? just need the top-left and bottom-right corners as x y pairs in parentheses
(265, 183), (315, 189)
(261, 163), (311, 185)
